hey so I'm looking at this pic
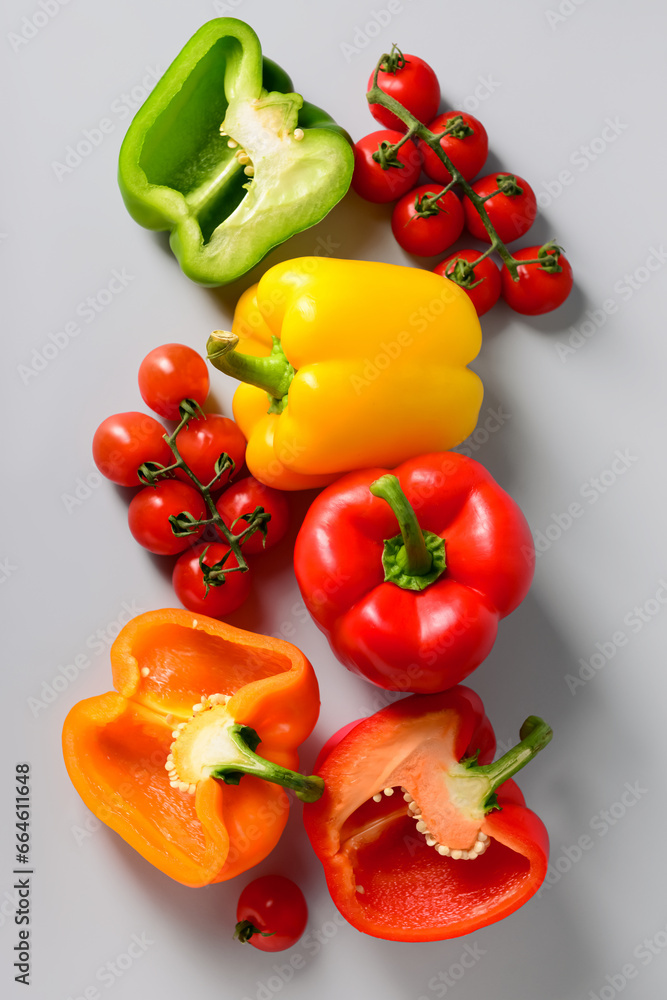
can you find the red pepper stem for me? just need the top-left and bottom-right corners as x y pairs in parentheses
(465, 716), (553, 802)
(369, 475), (446, 591)
(207, 331), (294, 400)
(370, 475), (432, 576)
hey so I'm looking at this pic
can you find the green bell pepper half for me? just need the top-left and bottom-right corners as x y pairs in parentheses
(118, 18), (354, 286)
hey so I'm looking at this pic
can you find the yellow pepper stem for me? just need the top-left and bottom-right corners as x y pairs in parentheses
(207, 331), (294, 401)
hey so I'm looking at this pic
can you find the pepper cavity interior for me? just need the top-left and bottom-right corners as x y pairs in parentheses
(166, 693), (232, 793)
(366, 785), (490, 861)
(370, 785), (490, 859)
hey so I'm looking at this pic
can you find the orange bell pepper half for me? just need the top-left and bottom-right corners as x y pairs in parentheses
(62, 609), (321, 887)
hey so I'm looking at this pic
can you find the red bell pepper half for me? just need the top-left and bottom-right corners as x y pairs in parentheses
(303, 686), (551, 942)
(294, 452), (535, 693)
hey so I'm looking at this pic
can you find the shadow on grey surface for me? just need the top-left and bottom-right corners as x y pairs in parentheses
(146, 165), (585, 344)
(447, 372), (643, 996)
(150, 189), (392, 317)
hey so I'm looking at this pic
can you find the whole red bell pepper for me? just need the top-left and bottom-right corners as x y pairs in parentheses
(294, 452), (534, 693)
(303, 686), (551, 942)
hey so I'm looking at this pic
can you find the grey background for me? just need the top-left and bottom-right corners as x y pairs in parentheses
(2, 0), (666, 998)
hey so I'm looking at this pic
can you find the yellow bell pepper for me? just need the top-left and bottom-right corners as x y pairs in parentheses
(207, 257), (483, 490)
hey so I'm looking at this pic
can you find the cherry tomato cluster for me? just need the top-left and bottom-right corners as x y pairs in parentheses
(353, 46), (573, 317)
(92, 343), (289, 619)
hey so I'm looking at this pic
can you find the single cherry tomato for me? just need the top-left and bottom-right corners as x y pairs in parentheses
(138, 344), (210, 420)
(435, 249), (502, 317)
(463, 173), (537, 244)
(175, 414), (246, 489)
(92, 412), (172, 487)
(128, 480), (206, 555)
(172, 542), (251, 618)
(216, 477), (290, 555)
(368, 49), (440, 132)
(235, 875), (308, 952)
(501, 245), (573, 315)
(420, 111), (488, 185)
(391, 184), (464, 257)
(351, 130), (422, 204)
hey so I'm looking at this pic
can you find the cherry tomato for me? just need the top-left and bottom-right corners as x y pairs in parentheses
(138, 344), (210, 420)
(501, 245), (573, 315)
(420, 112), (488, 185)
(351, 130), (422, 204)
(92, 412), (172, 487)
(434, 250), (501, 317)
(128, 480), (206, 555)
(175, 415), (246, 489)
(172, 542), (251, 617)
(235, 875), (308, 952)
(391, 184), (464, 257)
(463, 173), (537, 244)
(368, 51), (440, 132)
(216, 477), (290, 555)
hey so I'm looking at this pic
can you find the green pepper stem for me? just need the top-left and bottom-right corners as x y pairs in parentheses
(210, 725), (324, 803)
(370, 474), (432, 576)
(465, 716), (553, 807)
(207, 331), (294, 400)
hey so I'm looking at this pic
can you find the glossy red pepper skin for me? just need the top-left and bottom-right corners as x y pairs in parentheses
(303, 687), (549, 942)
(294, 452), (535, 693)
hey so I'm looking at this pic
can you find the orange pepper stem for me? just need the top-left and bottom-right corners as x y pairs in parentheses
(461, 716), (553, 813)
(370, 474), (447, 591)
(207, 331), (295, 402)
(210, 724), (324, 803)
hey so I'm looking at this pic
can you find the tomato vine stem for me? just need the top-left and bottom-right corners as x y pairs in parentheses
(137, 400), (270, 586)
(367, 55), (526, 280)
